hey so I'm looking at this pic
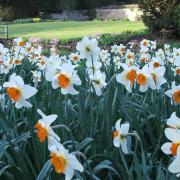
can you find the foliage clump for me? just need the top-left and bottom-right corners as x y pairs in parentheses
(139, 0), (180, 33)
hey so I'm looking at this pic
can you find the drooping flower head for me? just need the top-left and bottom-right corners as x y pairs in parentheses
(34, 109), (60, 143)
(113, 119), (130, 154)
(48, 138), (84, 179)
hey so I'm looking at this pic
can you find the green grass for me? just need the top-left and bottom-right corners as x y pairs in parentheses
(7, 20), (145, 40)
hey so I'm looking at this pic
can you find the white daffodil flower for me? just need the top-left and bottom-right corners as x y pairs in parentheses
(165, 81), (180, 105)
(89, 70), (107, 96)
(3, 73), (37, 108)
(52, 63), (81, 95)
(149, 66), (167, 90)
(76, 37), (100, 60)
(48, 138), (84, 180)
(136, 65), (156, 92)
(34, 109), (60, 143)
(116, 63), (137, 92)
(113, 119), (130, 154)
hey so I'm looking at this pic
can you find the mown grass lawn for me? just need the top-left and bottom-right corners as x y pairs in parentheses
(7, 20), (145, 40)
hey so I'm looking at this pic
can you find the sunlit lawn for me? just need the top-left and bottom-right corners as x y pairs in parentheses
(8, 20), (145, 40)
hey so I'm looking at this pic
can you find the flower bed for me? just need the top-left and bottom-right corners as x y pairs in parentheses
(0, 37), (180, 179)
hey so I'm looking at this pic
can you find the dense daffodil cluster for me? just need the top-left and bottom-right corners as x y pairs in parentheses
(0, 37), (179, 178)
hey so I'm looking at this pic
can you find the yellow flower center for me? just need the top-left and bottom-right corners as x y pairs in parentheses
(126, 70), (137, 84)
(172, 90), (180, 103)
(58, 74), (71, 89)
(6, 87), (21, 102)
(137, 74), (147, 85)
(50, 153), (67, 174)
(34, 123), (48, 142)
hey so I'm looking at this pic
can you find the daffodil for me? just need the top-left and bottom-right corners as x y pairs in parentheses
(125, 50), (134, 66)
(171, 66), (180, 76)
(150, 57), (164, 68)
(116, 63), (137, 92)
(149, 66), (167, 89)
(140, 39), (150, 52)
(52, 63), (81, 95)
(14, 37), (26, 47)
(69, 52), (80, 63)
(165, 81), (180, 105)
(161, 128), (180, 156)
(34, 109), (60, 143)
(89, 70), (106, 96)
(113, 119), (130, 154)
(48, 138), (84, 180)
(3, 73), (37, 108)
(168, 146), (180, 177)
(172, 48), (180, 67)
(167, 112), (180, 129)
(111, 45), (121, 54)
(76, 37), (100, 60)
(100, 49), (111, 66)
(136, 65), (156, 92)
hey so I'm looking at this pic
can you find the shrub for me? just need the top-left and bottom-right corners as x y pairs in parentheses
(98, 30), (149, 45)
(139, 0), (180, 33)
(0, 6), (14, 21)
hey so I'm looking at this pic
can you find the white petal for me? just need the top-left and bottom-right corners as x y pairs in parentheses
(15, 98), (32, 109)
(165, 128), (180, 142)
(52, 77), (59, 89)
(3, 82), (16, 88)
(44, 114), (57, 126)
(22, 85), (37, 99)
(13, 75), (24, 88)
(115, 119), (121, 131)
(113, 136), (121, 147)
(140, 84), (148, 92)
(68, 154), (84, 172)
(167, 112), (180, 127)
(66, 86), (79, 95)
(120, 123), (130, 134)
(168, 157), (180, 174)
(121, 139), (128, 154)
(48, 127), (60, 142)
(64, 168), (74, 180)
(37, 108), (46, 117)
(116, 72), (127, 86)
(148, 77), (156, 90)
(161, 142), (172, 154)
(72, 73), (81, 85)
(165, 90), (172, 98)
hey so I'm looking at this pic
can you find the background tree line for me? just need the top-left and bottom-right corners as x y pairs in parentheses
(0, 0), (138, 20)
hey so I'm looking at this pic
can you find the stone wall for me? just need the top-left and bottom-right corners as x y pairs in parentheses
(96, 5), (143, 21)
(50, 4), (142, 21)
